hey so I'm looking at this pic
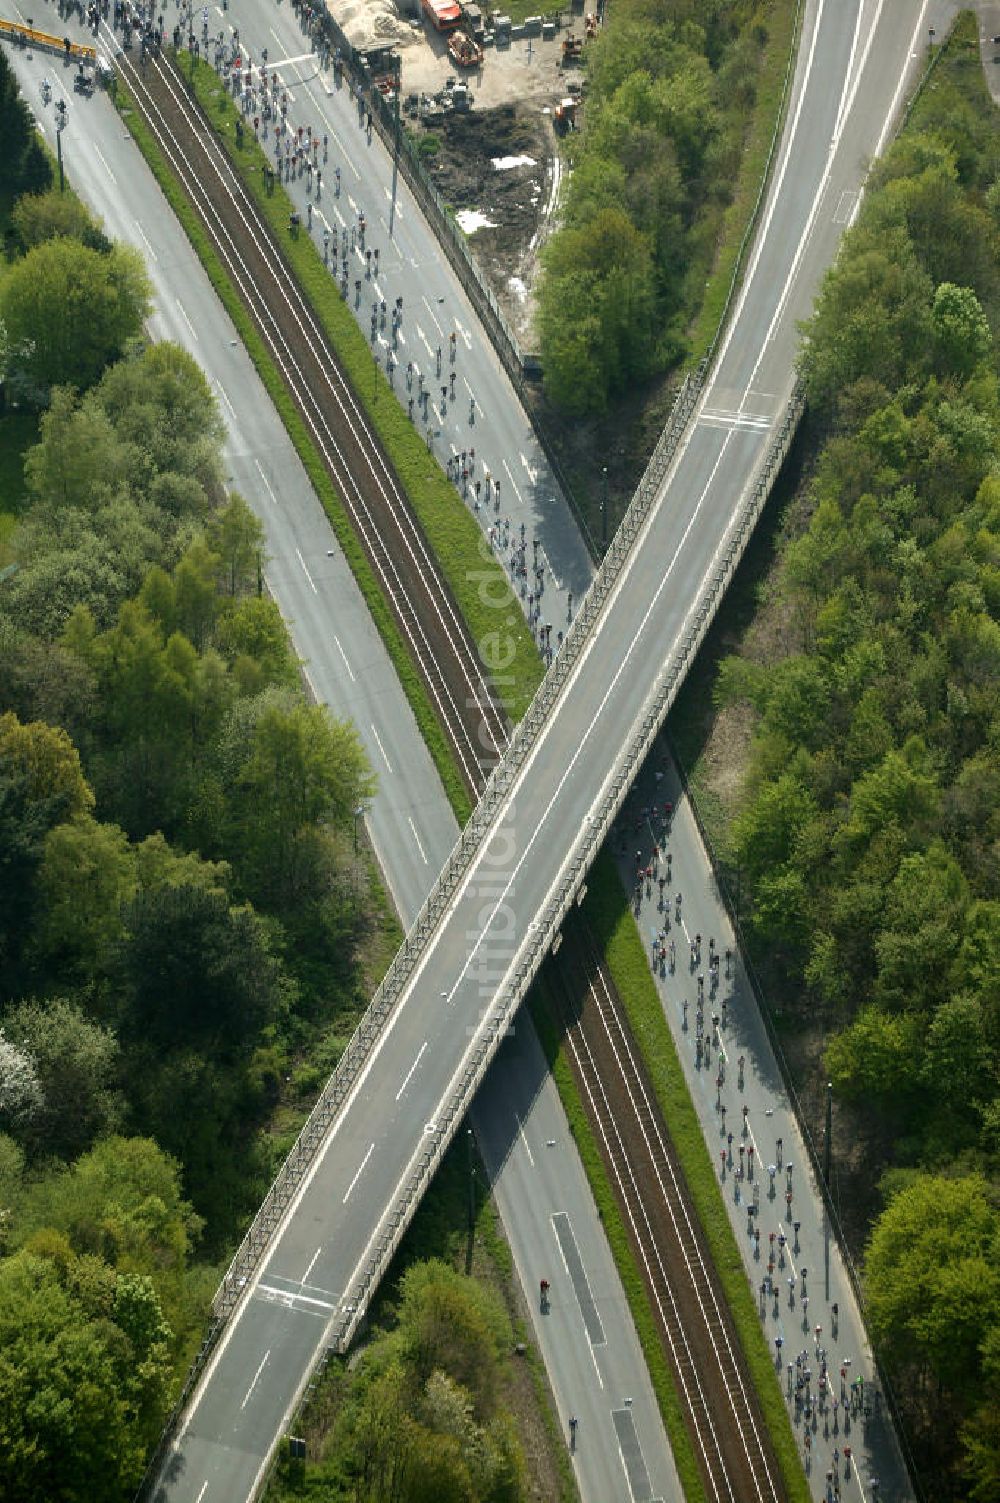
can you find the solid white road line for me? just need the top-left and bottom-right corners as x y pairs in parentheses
(502, 458), (524, 505)
(514, 1109), (535, 1169)
(135, 219), (158, 261)
(370, 722), (393, 773)
(295, 547), (317, 593)
(301, 1246), (322, 1286)
(421, 295), (444, 335)
(342, 1143), (375, 1204)
(333, 634), (355, 682)
(407, 816), (428, 864)
(176, 297), (198, 342)
(195, 1484), (208, 1503)
(94, 142), (116, 182)
(395, 1042), (428, 1103)
(254, 458), (277, 505)
(240, 1350), (270, 1411)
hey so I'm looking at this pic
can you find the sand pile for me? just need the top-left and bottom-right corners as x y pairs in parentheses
(329, 0), (418, 50)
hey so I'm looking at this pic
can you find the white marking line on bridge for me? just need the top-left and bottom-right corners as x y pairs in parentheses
(370, 722), (393, 773)
(93, 142), (116, 183)
(343, 1142), (375, 1203)
(302, 1246), (322, 1285)
(832, 188), (858, 224)
(295, 547), (317, 593)
(421, 295), (444, 335)
(395, 1041), (428, 1102)
(699, 409), (771, 432)
(240, 1350), (270, 1410)
(408, 816), (428, 864)
(195, 1483), (208, 1503)
(174, 0), (915, 1439)
(520, 451), (538, 485)
(255, 459), (277, 505)
(176, 298), (198, 342)
(135, 219), (158, 261)
(257, 1282), (336, 1310)
(415, 323), (433, 358)
(333, 634), (354, 682)
(501, 458), (524, 505)
(514, 1110), (535, 1168)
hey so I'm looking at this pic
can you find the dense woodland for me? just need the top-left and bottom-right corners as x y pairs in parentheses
(537, 0), (777, 413)
(0, 52), (534, 1503)
(712, 21), (1000, 1499)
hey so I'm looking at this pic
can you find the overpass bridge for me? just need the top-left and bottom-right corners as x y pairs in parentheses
(145, 1), (935, 1498)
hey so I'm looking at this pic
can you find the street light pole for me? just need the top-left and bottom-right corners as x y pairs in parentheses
(388, 51), (401, 238)
(601, 464), (608, 551)
(55, 100), (67, 192)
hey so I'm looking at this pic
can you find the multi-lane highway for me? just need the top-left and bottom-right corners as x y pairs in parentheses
(2, 0), (949, 1498)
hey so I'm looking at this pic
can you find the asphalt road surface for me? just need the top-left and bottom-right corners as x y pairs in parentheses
(0, 13), (680, 1502)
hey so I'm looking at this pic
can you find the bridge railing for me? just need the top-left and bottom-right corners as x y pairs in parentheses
(330, 379), (806, 1347)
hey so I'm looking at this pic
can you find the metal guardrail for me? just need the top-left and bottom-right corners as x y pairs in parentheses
(0, 16), (96, 58)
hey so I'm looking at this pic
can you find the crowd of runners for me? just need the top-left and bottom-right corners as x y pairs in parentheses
(621, 785), (893, 1503)
(203, 7), (576, 666)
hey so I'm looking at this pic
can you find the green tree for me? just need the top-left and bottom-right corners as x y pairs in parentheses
(0, 49), (51, 198)
(23, 386), (125, 509)
(207, 494), (264, 597)
(0, 237), (150, 402)
(3, 998), (121, 1160)
(115, 883), (288, 1057)
(931, 282), (993, 378)
(0, 1248), (172, 1502)
(825, 1005), (924, 1103)
(865, 1174), (1000, 1404)
(11, 1135), (201, 1288)
(12, 189), (110, 252)
(33, 815), (135, 980)
(225, 695), (374, 907)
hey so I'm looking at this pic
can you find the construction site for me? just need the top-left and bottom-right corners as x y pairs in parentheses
(326, 0), (599, 344)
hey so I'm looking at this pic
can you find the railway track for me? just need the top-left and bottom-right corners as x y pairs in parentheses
(111, 35), (789, 1499)
(111, 40), (507, 795)
(549, 907), (787, 1503)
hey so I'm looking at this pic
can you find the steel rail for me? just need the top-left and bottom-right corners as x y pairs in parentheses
(567, 917), (782, 1503)
(559, 971), (733, 1503)
(113, 39), (508, 790)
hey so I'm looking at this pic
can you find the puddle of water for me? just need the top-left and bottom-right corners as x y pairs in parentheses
(456, 208), (499, 234)
(492, 153), (537, 170)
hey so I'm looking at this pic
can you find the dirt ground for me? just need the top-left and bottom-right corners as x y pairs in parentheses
(326, 0), (589, 346)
